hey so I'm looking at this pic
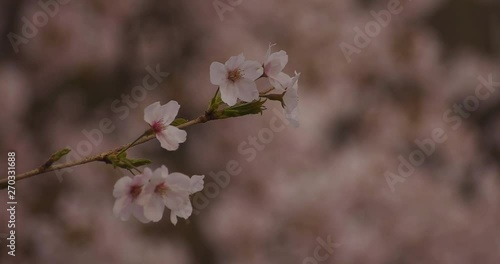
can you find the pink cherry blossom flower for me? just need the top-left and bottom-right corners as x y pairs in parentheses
(264, 44), (291, 92)
(138, 166), (204, 224)
(283, 72), (301, 127)
(210, 54), (264, 106)
(112, 172), (151, 223)
(144, 101), (187, 151)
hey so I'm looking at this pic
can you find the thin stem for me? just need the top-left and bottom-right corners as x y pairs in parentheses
(0, 114), (210, 189)
(117, 130), (151, 156)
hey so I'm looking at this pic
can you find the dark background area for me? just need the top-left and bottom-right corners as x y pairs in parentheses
(1, 0), (500, 263)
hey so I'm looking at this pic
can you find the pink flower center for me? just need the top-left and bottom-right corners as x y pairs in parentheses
(151, 120), (166, 133)
(154, 183), (169, 195)
(228, 69), (243, 82)
(129, 185), (142, 200)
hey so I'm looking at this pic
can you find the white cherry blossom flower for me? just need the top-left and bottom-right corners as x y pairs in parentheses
(113, 172), (151, 223)
(210, 54), (264, 106)
(138, 166), (204, 224)
(264, 44), (291, 92)
(283, 72), (301, 127)
(144, 101), (187, 151)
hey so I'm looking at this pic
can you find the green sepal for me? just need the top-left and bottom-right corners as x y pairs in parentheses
(217, 99), (267, 119)
(171, 118), (189, 126)
(261, 93), (284, 103)
(129, 158), (152, 167)
(105, 152), (151, 170)
(207, 88), (223, 112)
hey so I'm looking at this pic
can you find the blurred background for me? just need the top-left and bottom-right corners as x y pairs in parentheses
(1, 0), (500, 263)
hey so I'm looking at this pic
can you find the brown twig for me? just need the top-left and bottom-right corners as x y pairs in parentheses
(0, 114), (210, 189)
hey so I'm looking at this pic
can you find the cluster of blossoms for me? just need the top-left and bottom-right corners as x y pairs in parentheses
(210, 44), (301, 126)
(112, 44), (300, 225)
(113, 165), (203, 224)
(113, 101), (203, 224)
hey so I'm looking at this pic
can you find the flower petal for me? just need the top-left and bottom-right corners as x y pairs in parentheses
(169, 203), (193, 225)
(154, 166), (168, 183)
(137, 168), (155, 199)
(113, 196), (132, 220)
(220, 82), (238, 106)
(166, 172), (192, 192)
(156, 126), (187, 151)
(241, 60), (264, 81)
(166, 126), (187, 144)
(136, 192), (152, 206)
(210, 62), (228, 86)
(265, 43), (277, 58)
(164, 191), (190, 211)
(236, 79), (259, 102)
(283, 88), (298, 111)
(269, 72), (291, 92)
(290, 71), (301, 90)
(131, 204), (150, 223)
(144, 102), (162, 125)
(141, 167), (154, 182)
(158, 165), (169, 178)
(189, 175), (205, 193)
(131, 173), (150, 186)
(170, 211), (179, 225)
(285, 104), (299, 127)
(113, 176), (132, 198)
(225, 54), (245, 70)
(175, 202), (193, 219)
(137, 167), (165, 207)
(283, 72), (300, 127)
(158, 100), (180, 126)
(265, 51), (288, 77)
(143, 195), (165, 222)
(269, 50), (288, 69)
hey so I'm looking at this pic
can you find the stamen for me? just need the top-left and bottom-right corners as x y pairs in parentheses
(228, 69), (243, 82)
(130, 185), (142, 199)
(154, 183), (169, 195)
(151, 120), (166, 133)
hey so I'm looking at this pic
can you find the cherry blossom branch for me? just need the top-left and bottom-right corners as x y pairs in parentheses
(0, 46), (301, 226)
(0, 115), (210, 190)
